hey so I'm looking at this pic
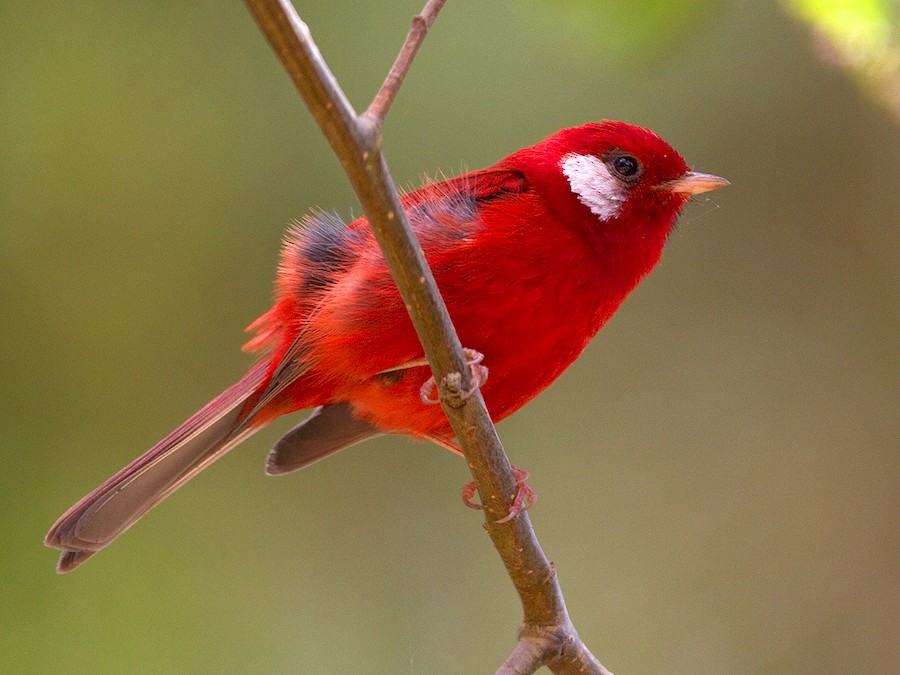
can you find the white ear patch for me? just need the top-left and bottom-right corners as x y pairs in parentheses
(560, 153), (628, 221)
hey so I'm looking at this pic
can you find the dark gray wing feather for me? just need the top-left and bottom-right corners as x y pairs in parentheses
(266, 403), (381, 475)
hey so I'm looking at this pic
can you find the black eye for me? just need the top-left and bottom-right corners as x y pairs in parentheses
(612, 154), (640, 178)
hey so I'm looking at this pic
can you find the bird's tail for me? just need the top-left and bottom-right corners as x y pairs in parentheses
(44, 361), (271, 573)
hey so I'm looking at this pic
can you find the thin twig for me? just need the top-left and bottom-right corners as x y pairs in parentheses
(366, 0), (447, 121)
(242, 1), (609, 672)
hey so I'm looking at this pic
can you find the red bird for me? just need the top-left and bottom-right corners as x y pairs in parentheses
(45, 121), (727, 572)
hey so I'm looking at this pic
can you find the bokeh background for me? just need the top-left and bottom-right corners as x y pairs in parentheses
(2, 1), (897, 673)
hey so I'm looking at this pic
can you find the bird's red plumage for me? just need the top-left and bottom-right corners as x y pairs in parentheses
(246, 121), (693, 444)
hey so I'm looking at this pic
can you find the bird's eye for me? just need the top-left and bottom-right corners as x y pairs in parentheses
(612, 154), (640, 178)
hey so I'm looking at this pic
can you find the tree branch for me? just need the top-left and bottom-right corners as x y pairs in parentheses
(242, 1), (609, 672)
(367, 0), (447, 121)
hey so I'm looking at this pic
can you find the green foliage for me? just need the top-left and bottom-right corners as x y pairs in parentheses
(783, 0), (900, 119)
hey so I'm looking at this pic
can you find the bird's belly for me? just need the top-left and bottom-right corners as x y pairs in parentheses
(344, 280), (603, 441)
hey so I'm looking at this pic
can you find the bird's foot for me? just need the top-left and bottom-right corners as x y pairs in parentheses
(461, 467), (537, 523)
(419, 348), (488, 406)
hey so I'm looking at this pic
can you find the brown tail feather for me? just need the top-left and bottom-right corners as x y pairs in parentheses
(45, 362), (269, 573)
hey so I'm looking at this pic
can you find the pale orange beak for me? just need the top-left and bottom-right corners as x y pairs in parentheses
(662, 171), (730, 195)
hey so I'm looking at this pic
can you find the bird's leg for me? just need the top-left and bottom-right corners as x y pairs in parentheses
(419, 351), (533, 521)
(461, 467), (537, 523)
(496, 467), (537, 523)
(419, 348), (488, 406)
(461, 480), (481, 510)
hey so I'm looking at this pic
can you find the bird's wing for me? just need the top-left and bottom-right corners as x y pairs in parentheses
(265, 403), (382, 475)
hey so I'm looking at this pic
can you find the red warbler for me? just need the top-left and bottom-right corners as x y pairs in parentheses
(45, 120), (728, 572)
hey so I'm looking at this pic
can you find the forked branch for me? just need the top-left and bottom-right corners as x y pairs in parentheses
(242, 1), (609, 672)
(366, 0), (447, 121)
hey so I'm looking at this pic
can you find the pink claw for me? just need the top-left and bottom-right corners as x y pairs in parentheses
(460, 467), (537, 523)
(461, 481), (481, 510)
(495, 467), (537, 523)
(420, 348), (488, 405)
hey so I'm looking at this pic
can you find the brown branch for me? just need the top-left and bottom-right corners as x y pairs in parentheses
(242, 1), (609, 672)
(498, 621), (612, 675)
(367, 0), (447, 121)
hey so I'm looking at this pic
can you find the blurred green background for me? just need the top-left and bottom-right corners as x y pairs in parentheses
(2, 1), (898, 673)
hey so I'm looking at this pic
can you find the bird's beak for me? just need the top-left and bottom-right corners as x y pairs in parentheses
(662, 171), (730, 195)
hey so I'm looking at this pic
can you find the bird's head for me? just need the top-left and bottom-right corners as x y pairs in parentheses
(504, 120), (728, 244)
